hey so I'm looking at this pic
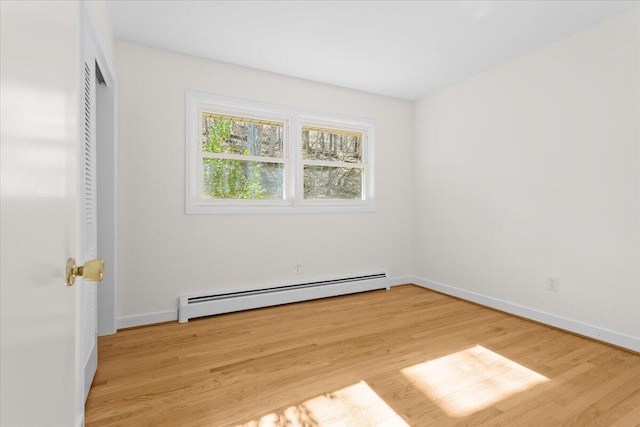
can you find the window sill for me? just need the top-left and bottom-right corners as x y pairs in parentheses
(186, 202), (377, 215)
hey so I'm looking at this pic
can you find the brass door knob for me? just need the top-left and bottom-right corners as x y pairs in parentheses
(66, 258), (104, 286)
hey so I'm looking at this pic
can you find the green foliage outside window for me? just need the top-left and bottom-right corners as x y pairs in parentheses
(202, 119), (266, 199)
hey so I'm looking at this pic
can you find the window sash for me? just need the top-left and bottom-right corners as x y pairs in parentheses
(202, 152), (286, 164)
(298, 122), (368, 204)
(301, 125), (363, 138)
(197, 108), (289, 203)
(301, 160), (364, 169)
(200, 112), (286, 159)
(197, 158), (289, 204)
(203, 112), (283, 127)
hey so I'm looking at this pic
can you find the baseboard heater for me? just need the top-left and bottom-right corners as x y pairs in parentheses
(178, 272), (389, 323)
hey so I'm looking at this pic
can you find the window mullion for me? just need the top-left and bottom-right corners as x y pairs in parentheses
(290, 116), (300, 206)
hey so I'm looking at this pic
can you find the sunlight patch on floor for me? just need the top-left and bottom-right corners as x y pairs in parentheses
(401, 345), (548, 417)
(237, 381), (408, 427)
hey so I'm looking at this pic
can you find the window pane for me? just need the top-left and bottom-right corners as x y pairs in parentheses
(304, 165), (362, 200)
(202, 115), (283, 158)
(301, 127), (362, 163)
(202, 158), (284, 199)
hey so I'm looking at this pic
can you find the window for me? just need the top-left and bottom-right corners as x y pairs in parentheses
(201, 113), (287, 202)
(300, 123), (366, 202)
(186, 91), (374, 213)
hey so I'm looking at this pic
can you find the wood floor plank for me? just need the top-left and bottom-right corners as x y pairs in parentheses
(85, 285), (640, 426)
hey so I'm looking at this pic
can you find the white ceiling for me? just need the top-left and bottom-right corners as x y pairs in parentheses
(107, 1), (637, 100)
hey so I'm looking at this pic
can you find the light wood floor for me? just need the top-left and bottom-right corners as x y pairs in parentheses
(85, 285), (640, 426)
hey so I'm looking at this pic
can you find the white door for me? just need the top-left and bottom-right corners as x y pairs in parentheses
(83, 31), (99, 400)
(1, 1), (86, 425)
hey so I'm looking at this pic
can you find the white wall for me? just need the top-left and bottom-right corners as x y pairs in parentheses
(85, 1), (115, 80)
(414, 8), (640, 339)
(115, 41), (414, 320)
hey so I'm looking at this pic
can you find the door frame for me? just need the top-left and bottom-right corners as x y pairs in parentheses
(83, 2), (118, 337)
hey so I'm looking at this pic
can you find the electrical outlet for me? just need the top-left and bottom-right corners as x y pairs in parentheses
(547, 275), (559, 292)
(294, 264), (302, 275)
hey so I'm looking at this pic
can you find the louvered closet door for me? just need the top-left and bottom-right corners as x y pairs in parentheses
(82, 37), (99, 400)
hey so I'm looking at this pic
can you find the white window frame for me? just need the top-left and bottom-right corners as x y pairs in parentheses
(186, 91), (376, 214)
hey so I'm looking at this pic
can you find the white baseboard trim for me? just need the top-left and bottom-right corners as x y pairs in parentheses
(389, 276), (414, 286)
(410, 276), (640, 353)
(118, 310), (177, 330)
